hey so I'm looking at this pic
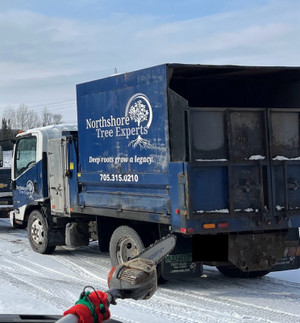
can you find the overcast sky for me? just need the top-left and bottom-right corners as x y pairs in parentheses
(1, 0), (300, 123)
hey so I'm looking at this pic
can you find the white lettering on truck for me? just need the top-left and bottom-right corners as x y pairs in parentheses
(85, 93), (153, 148)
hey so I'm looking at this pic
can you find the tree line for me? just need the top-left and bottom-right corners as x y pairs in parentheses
(0, 105), (63, 150)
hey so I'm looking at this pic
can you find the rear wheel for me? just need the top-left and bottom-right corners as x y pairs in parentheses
(217, 265), (270, 278)
(27, 210), (56, 254)
(109, 225), (144, 266)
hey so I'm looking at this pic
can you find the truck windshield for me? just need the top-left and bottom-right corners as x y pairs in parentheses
(15, 136), (37, 178)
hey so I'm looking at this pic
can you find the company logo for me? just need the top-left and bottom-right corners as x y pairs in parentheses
(16, 180), (34, 196)
(85, 93), (153, 150)
(125, 93), (152, 149)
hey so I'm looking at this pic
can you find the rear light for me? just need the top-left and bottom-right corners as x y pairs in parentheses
(217, 222), (229, 229)
(203, 222), (229, 229)
(203, 223), (216, 229)
(180, 227), (194, 234)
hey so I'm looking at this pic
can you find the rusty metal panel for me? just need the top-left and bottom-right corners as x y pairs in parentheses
(228, 110), (266, 161)
(270, 109), (300, 213)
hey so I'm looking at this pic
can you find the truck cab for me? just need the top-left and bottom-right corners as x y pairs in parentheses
(10, 125), (77, 234)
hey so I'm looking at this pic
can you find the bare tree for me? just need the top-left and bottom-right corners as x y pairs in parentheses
(53, 113), (63, 125)
(41, 107), (53, 126)
(2, 105), (63, 131)
(41, 107), (63, 126)
(2, 107), (17, 129)
(15, 104), (41, 130)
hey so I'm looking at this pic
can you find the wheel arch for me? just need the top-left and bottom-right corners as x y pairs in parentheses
(23, 198), (50, 226)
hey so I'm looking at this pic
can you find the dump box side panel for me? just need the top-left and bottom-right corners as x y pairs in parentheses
(76, 65), (171, 222)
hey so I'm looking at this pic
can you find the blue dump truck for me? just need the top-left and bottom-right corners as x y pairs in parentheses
(10, 64), (300, 279)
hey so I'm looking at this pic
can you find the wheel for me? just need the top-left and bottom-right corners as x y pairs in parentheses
(217, 265), (270, 278)
(27, 210), (56, 254)
(109, 225), (144, 266)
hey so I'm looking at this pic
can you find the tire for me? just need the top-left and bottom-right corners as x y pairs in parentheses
(109, 225), (144, 267)
(27, 210), (56, 254)
(217, 265), (270, 278)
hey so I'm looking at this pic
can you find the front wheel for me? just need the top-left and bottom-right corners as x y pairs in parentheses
(217, 265), (270, 278)
(109, 225), (144, 267)
(27, 210), (56, 254)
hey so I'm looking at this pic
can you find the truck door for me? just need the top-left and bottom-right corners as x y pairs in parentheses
(48, 138), (70, 215)
(12, 135), (41, 211)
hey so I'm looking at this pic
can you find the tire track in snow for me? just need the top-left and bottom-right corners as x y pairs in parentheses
(158, 277), (300, 322)
(48, 250), (111, 285)
(3, 270), (74, 311)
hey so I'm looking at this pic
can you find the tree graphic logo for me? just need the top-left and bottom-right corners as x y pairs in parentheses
(125, 93), (153, 149)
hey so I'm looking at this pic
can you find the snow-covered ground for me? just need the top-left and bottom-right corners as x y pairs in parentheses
(0, 218), (299, 323)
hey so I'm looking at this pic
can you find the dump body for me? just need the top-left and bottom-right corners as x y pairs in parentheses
(75, 64), (300, 232)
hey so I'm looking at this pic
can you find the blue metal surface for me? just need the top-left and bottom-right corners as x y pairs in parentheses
(76, 65), (170, 218)
(13, 160), (44, 210)
(189, 165), (228, 211)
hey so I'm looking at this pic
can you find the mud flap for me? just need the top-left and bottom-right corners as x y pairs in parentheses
(65, 222), (89, 247)
(228, 232), (286, 272)
(160, 234), (203, 280)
